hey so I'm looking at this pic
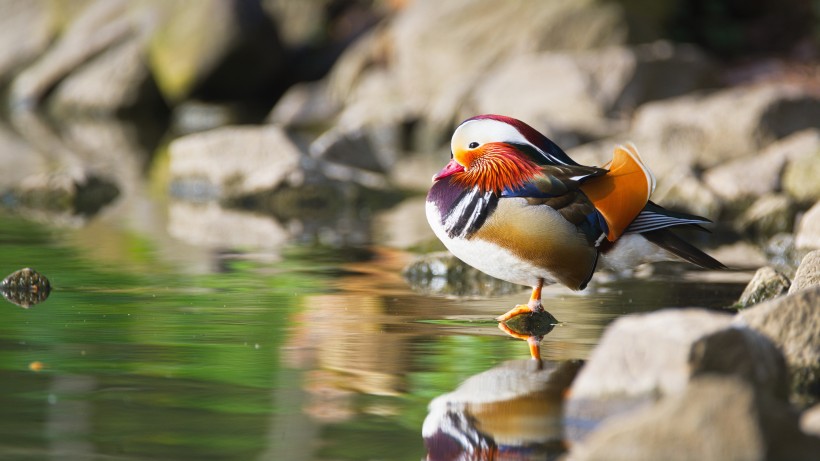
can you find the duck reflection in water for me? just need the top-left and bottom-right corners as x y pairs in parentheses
(423, 359), (580, 461)
(423, 311), (579, 461)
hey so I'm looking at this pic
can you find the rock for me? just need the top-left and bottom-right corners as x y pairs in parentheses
(702, 129), (820, 204)
(8, 0), (134, 110)
(783, 145), (820, 203)
(13, 172), (120, 217)
(169, 100), (247, 135)
(0, 0), (54, 85)
(802, 404), (820, 438)
(372, 197), (436, 249)
(267, 80), (340, 128)
(168, 125), (308, 201)
(567, 309), (730, 401)
(466, 41), (714, 139)
(564, 309), (788, 441)
(309, 124), (397, 174)
(796, 201), (820, 250)
(763, 232), (806, 277)
(631, 84), (820, 178)
(0, 124), (46, 193)
(790, 250), (820, 294)
(652, 171), (723, 221)
(167, 201), (290, 251)
(1, 267), (52, 308)
(328, 0), (627, 134)
(403, 251), (522, 298)
(569, 376), (820, 461)
(466, 51), (617, 140)
(736, 194), (798, 240)
(737, 266), (791, 307)
(710, 240), (768, 271)
(735, 286), (820, 405)
(147, 0), (284, 103)
(49, 35), (162, 115)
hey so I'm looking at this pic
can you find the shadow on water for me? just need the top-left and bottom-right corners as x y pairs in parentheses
(0, 209), (748, 460)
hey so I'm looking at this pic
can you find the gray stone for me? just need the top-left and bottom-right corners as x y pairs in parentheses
(783, 146), (820, 204)
(632, 85), (820, 179)
(736, 194), (798, 240)
(790, 250), (820, 294)
(328, 0), (627, 133)
(168, 125), (307, 200)
(267, 80), (340, 128)
(802, 404), (820, 438)
(568, 309), (732, 401)
(0, 0), (54, 84)
(737, 266), (791, 307)
(466, 42), (714, 138)
(569, 377), (820, 461)
(565, 309), (789, 441)
(652, 171), (723, 221)
(8, 0), (133, 110)
(403, 252), (522, 298)
(167, 201), (290, 250)
(49, 36), (159, 115)
(309, 125), (397, 174)
(702, 129), (820, 204)
(796, 201), (820, 250)
(735, 286), (820, 404)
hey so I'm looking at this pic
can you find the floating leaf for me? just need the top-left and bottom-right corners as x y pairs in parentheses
(1, 267), (51, 308)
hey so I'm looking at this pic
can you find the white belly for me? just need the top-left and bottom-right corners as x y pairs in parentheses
(425, 200), (556, 287)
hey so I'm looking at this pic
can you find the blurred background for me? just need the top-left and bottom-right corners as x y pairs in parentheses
(0, 0), (819, 460)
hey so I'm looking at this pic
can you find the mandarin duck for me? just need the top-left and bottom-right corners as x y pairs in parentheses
(426, 115), (725, 356)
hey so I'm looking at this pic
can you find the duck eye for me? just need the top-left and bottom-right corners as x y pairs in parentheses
(468, 142), (479, 149)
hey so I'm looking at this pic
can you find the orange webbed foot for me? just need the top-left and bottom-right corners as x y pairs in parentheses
(495, 303), (539, 322)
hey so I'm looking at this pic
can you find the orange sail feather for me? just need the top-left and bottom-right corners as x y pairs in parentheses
(580, 144), (655, 242)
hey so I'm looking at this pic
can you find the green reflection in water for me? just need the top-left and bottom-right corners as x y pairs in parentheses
(0, 212), (746, 461)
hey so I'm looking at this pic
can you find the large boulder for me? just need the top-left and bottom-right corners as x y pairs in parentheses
(631, 84), (820, 178)
(564, 309), (788, 440)
(735, 285), (820, 405)
(8, 0), (135, 110)
(327, 0), (627, 135)
(168, 125), (308, 201)
(702, 129), (820, 205)
(569, 376), (820, 461)
(49, 35), (162, 116)
(0, 0), (55, 85)
(466, 42), (715, 142)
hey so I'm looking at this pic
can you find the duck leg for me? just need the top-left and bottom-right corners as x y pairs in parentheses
(495, 279), (544, 322)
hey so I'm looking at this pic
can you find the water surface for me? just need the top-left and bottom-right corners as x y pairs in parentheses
(0, 211), (746, 460)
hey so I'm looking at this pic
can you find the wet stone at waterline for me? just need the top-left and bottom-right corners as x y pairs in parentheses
(1, 268), (51, 308)
(503, 310), (558, 338)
